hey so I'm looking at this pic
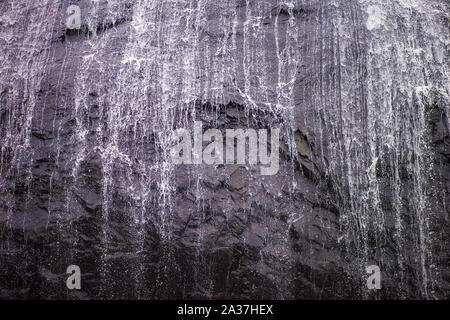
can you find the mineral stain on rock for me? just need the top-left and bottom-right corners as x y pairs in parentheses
(0, 0), (448, 299)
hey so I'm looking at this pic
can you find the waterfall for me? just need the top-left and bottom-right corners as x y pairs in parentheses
(0, 0), (448, 299)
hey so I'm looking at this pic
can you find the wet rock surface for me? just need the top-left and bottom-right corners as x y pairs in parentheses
(0, 0), (448, 299)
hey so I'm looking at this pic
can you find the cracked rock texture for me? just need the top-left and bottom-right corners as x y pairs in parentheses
(0, 0), (448, 299)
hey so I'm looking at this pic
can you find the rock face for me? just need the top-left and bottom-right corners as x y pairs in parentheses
(0, 0), (448, 299)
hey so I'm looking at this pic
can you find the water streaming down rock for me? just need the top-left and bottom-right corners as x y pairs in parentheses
(0, 0), (448, 299)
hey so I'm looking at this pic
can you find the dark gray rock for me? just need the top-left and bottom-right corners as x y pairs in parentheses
(0, 0), (448, 299)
